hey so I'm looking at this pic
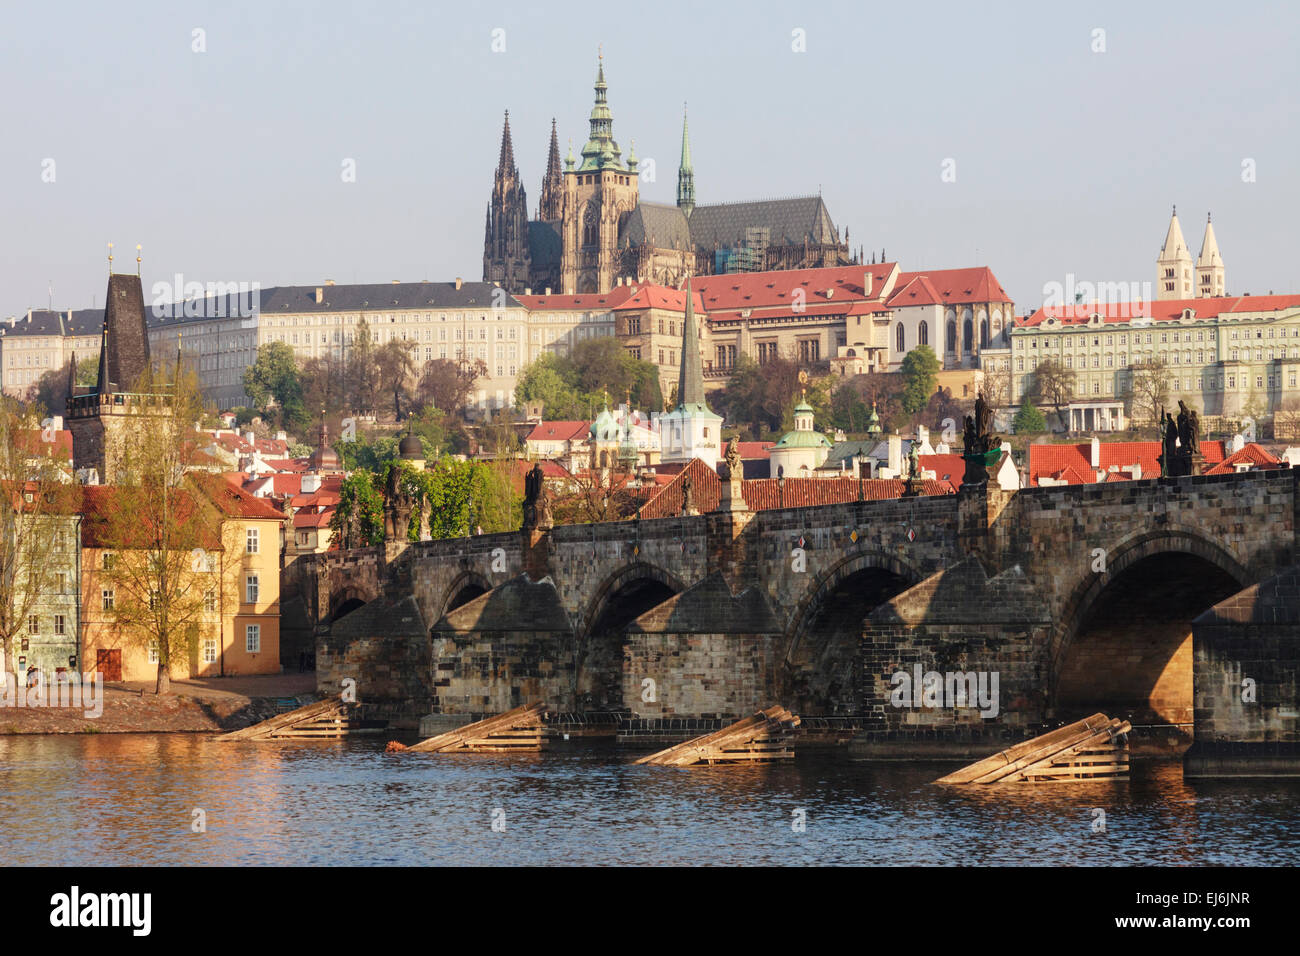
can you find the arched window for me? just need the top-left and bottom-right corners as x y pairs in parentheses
(963, 318), (973, 354)
(947, 320), (957, 353)
(979, 320), (989, 349)
(918, 321), (929, 346)
(896, 323), (905, 354)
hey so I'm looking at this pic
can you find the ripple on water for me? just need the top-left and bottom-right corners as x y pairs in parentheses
(1, 735), (1298, 866)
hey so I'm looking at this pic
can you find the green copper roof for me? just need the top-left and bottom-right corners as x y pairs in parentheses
(675, 276), (708, 412)
(794, 400), (813, 413)
(677, 106), (695, 214)
(774, 429), (833, 450)
(578, 56), (627, 172)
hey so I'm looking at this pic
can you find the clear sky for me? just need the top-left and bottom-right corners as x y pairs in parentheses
(2, 0), (1296, 316)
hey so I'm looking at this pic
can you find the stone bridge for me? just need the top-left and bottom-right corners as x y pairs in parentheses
(281, 470), (1300, 771)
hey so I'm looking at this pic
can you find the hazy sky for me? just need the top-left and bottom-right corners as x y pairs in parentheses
(2, 0), (1296, 316)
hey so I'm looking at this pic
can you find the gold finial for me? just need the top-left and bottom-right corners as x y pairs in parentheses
(136, 243), (142, 275)
(598, 43), (603, 60)
(107, 242), (114, 273)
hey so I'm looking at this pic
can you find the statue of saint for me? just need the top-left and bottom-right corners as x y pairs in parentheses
(680, 471), (695, 516)
(724, 437), (742, 481)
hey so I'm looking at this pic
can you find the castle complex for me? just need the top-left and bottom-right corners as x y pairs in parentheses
(483, 56), (855, 296)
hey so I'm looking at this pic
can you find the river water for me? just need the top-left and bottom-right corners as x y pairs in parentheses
(2, 735), (1297, 866)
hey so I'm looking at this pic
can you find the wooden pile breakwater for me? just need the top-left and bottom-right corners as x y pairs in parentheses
(935, 712), (1131, 784)
(392, 703), (549, 753)
(218, 697), (386, 741)
(634, 706), (801, 766)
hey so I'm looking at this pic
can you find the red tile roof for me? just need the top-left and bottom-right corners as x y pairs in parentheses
(190, 472), (287, 520)
(525, 421), (591, 442)
(1022, 294), (1300, 328)
(1204, 443), (1282, 475)
(735, 441), (775, 459)
(692, 263), (898, 312)
(610, 285), (706, 313)
(80, 485), (220, 550)
(1027, 439), (1229, 486)
(636, 458), (953, 518)
(918, 453), (967, 489)
(889, 267), (1012, 306)
(513, 287), (637, 311)
(13, 428), (73, 461)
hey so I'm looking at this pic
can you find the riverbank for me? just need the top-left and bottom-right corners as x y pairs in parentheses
(0, 673), (316, 734)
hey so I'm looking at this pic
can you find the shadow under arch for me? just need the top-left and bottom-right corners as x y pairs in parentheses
(439, 569), (493, 618)
(575, 560), (687, 712)
(780, 550), (922, 715)
(1050, 527), (1250, 730)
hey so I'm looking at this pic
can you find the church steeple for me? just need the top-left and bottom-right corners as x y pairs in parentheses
(1157, 205), (1194, 300)
(579, 51), (625, 171)
(1197, 212), (1225, 298)
(676, 277), (705, 410)
(482, 110), (531, 294)
(676, 105), (695, 217)
(538, 118), (563, 220)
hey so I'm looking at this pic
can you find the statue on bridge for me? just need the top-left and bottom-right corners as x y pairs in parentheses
(383, 465), (418, 542)
(1158, 403), (1202, 477)
(1178, 400), (1200, 456)
(680, 471), (698, 516)
(961, 390), (1001, 488)
(522, 462), (554, 532)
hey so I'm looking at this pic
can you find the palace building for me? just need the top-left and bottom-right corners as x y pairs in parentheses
(483, 55), (856, 296)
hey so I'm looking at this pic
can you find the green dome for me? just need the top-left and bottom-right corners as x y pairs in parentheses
(794, 400), (814, 414)
(590, 407), (619, 441)
(774, 429), (833, 450)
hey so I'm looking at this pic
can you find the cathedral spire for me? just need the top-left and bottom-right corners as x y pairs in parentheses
(1157, 205), (1194, 300)
(539, 118), (563, 220)
(1197, 211), (1225, 298)
(677, 104), (695, 217)
(579, 51), (624, 171)
(497, 110), (517, 176)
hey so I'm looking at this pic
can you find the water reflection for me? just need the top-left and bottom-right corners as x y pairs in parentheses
(1, 736), (1297, 866)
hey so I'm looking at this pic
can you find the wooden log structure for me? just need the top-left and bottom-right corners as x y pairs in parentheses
(400, 703), (550, 753)
(218, 696), (386, 741)
(634, 706), (801, 766)
(935, 713), (1131, 784)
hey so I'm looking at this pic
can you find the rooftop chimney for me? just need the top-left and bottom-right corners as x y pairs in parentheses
(314, 287), (324, 304)
(1090, 435), (1100, 468)
(864, 272), (873, 296)
(324, 279), (335, 286)
(455, 277), (464, 290)
(545, 287), (552, 296)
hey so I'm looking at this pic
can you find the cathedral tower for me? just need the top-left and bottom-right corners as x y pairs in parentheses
(1156, 206), (1195, 300)
(538, 118), (563, 221)
(482, 110), (531, 294)
(559, 54), (639, 294)
(676, 106), (695, 217)
(1197, 213), (1225, 298)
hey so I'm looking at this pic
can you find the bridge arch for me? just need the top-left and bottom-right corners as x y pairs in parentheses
(575, 561), (687, 712)
(439, 570), (494, 618)
(328, 586), (373, 624)
(781, 550), (922, 715)
(1051, 527), (1249, 738)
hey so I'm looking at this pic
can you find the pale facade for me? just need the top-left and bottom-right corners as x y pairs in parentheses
(1012, 296), (1300, 423)
(1157, 208), (1225, 301)
(0, 309), (102, 399)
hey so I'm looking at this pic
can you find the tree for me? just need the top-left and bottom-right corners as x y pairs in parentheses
(346, 317), (379, 417)
(1027, 358), (1075, 434)
(1126, 357), (1168, 428)
(417, 358), (487, 414)
(900, 345), (940, 414)
(514, 344), (665, 420)
(981, 355), (1013, 410)
(375, 339), (419, 420)
(331, 471), (384, 548)
(29, 357), (97, 416)
(1013, 396), (1047, 434)
(514, 354), (580, 418)
(0, 399), (78, 687)
(90, 363), (218, 693)
(243, 342), (306, 432)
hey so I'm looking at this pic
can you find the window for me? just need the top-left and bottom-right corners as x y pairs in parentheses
(203, 638), (218, 664)
(896, 323), (905, 354)
(204, 590), (216, 613)
(28, 614), (38, 635)
(102, 552), (115, 570)
(54, 615), (65, 636)
(102, 589), (114, 610)
(246, 625), (261, 653)
(246, 574), (259, 604)
(919, 321), (929, 347)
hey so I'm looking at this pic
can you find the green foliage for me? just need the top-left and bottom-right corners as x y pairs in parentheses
(899, 346), (940, 414)
(331, 471), (384, 547)
(336, 435), (398, 473)
(376, 458), (521, 541)
(1013, 396), (1047, 434)
(515, 342), (664, 419)
(243, 342), (307, 431)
